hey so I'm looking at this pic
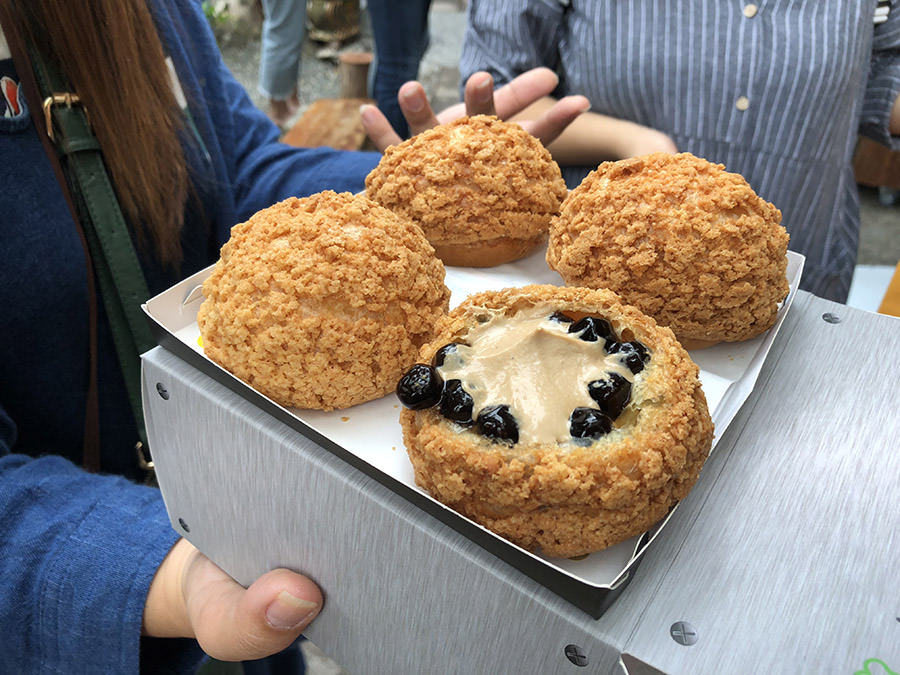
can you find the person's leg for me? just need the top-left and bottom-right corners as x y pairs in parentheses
(367, 0), (433, 138)
(259, 0), (306, 126)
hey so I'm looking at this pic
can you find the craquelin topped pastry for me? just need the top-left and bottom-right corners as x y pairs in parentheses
(365, 115), (567, 267)
(395, 284), (714, 558)
(547, 152), (790, 348)
(198, 191), (450, 410)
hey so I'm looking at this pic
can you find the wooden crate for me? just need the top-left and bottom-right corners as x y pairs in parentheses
(853, 135), (900, 189)
(282, 97), (374, 151)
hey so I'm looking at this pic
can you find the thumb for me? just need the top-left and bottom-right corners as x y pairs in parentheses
(185, 558), (323, 662)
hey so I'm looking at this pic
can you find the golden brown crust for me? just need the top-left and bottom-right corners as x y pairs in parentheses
(365, 115), (567, 267)
(197, 191), (450, 410)
(431, 233), (548, 267)
(547, 152), (790, 344)
(399, 284), (714, 558)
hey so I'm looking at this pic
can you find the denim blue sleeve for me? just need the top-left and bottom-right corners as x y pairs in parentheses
(156, 0), (381, 238)
(218, 61), (383, 222)
(0, 447), (203, 673)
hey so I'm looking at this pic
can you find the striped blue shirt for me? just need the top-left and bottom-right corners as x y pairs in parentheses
(460, 0), (900, 302)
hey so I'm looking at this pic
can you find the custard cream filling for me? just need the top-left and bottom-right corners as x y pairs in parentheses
(437, 305), (635, 445)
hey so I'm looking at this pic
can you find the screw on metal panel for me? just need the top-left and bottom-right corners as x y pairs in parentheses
(564, 644), (589, 667)
(178, 518), (190, 532)
(822, 312), (842, 324)
(670, 621), (698, 646)
(156, 382), (170, 399)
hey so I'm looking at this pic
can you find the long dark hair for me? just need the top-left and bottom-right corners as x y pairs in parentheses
(15, 0), (189, 267)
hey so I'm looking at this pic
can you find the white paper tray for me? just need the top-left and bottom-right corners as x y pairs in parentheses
(143, 247), (804, 617)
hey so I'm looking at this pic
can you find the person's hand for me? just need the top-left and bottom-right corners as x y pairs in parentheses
(361, 68), (590, 151)
(143, 538), (322, 661)
(615, 123), (678, 159)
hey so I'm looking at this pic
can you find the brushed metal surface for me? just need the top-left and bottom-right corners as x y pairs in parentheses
(611, 293), (900, 673)
(143, 348), (625, 674)
(143, 291), (900, 674)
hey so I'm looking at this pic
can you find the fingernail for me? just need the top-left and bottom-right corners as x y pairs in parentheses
(359, 104), (375, 123)
(401, 88), (425, 113)
(266, 591), (319, 630)
(474, 75), (492, 103)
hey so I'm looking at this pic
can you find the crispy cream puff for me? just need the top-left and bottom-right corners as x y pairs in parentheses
(198, 191), (450, 410)
(396, 284), (714, 558)
(365, 115), (567, 267)
(547, 152), (790, 347)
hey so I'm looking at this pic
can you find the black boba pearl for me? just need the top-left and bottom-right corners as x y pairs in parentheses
(606, 340), (650, 374)
(475, 405), (519, 444)
(433, 342), (460, 367)
(396, 364), (444, 410)
(568, 316), (615, 343)
(439, 379), (474, 424)
(549, 311), (574, 324)
(587, 372), (632, 419)
(569, 407), (613, 439)
(631, 340), (650, 362)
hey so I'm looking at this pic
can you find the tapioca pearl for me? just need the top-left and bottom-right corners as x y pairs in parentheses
(433, 342), (461, 367)
(548, 311), (574, 324)
(475, 404), (519, 444)
(440, 379), (474, 425)
(567, 316), (616, 343)
(632, 341), (650, 362)
(587, 372), (632, 419)
(396, 364), (444, 410)
(606, 340), (650, 374)
(569, 407), (613, 440)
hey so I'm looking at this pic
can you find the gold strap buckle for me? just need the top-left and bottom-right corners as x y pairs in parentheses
(136, 441), (158, 487)
(136, 440), (154, 472)
(42, 92), (84, 141)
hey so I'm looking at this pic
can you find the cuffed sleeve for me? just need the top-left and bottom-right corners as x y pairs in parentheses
(0, 454), (204, 673)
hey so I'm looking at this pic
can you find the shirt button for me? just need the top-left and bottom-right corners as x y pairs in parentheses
(735, 96), (750, 111)
(743, 4), (758, 18)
